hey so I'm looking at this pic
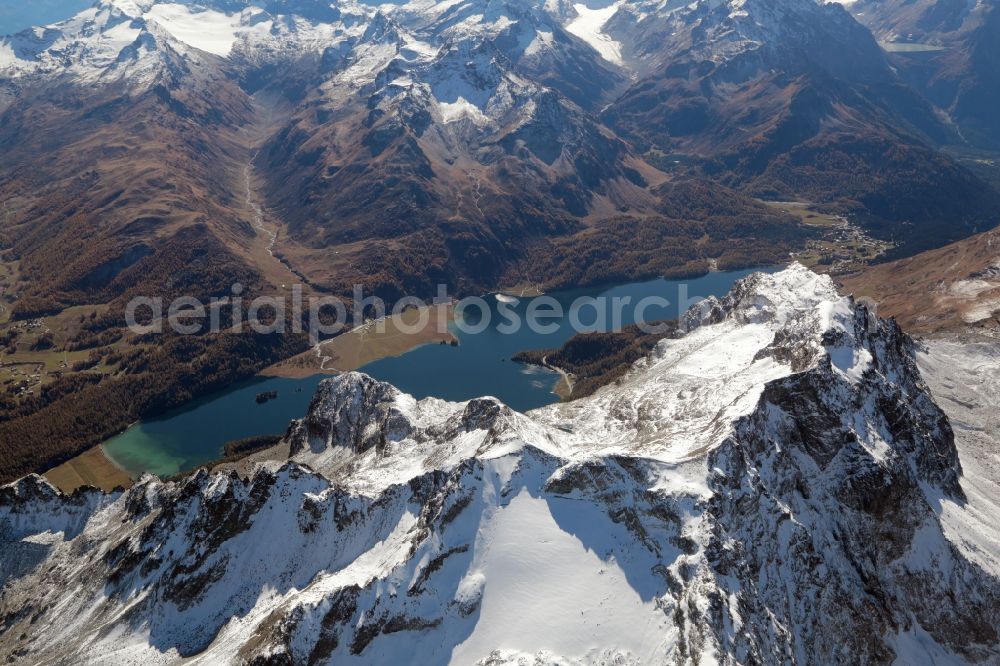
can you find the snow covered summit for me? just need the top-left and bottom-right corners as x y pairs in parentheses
(1, 264), (999, 664)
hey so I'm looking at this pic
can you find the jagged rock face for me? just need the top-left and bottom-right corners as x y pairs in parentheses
(286, 373), (412, 457)
(2, 265), (999, 664)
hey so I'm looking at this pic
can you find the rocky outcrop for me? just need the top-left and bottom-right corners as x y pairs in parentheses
(286, 373), (412, 457)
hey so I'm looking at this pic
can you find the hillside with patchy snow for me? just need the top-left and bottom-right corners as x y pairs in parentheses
(1, 265), (998, 664)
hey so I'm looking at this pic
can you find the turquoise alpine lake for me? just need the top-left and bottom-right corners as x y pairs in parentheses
(103, 268), (771, 478)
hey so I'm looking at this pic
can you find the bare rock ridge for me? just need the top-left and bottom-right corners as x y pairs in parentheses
(1, 265), (997, 664)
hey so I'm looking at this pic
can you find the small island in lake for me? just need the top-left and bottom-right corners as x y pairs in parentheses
(255, 390), (279, 405)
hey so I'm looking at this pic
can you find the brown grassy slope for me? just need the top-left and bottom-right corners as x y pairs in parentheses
(514, 180), (809, 291)
(0, 71), (319, 482)
(258, 86), (642, 299)
(0, 73), (267, 311)
(839, 228), (1000, 335)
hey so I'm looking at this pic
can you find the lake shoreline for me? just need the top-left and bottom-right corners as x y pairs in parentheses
(87, 269), (771, 483)
(541, 355), (575, 400)
(44, 445), (133, 494)
(262, 303), (457, 379)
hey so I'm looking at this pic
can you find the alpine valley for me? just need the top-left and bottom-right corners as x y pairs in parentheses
(2, 0), (1000, 479)
(1, 0), (1000, 663)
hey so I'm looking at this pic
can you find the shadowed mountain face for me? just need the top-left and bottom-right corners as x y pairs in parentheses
(850, 0), (1000, 151)
(600, 0), (1000, 256)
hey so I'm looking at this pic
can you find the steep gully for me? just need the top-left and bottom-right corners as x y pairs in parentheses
(239, 94), (338, 370)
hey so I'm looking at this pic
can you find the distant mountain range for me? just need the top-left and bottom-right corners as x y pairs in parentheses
(1, 0), (998, 307)
(853, 0), (1000, 151)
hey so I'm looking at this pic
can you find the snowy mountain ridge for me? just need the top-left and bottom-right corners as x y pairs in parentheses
(0, 0), (834, 82)
(2, 264), (998, 664)
(0, 0), (369, 82)
(0, 0), (915, 183)
(0, 0), (610, 142)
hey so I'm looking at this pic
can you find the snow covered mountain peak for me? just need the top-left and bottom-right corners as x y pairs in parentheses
(2, 267), (998, 663)
(100, 0), (160, 14)
(0, 0), (892, 85)
(526, 264), (912, 468)
(0, 0), (844, 89)
(0, 0), (358, 81)
(360, 10), (402, 44)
